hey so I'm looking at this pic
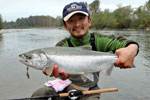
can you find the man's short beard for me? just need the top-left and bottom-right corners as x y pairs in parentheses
(72, 25), (84, 32)
(71, 32), (88, 39)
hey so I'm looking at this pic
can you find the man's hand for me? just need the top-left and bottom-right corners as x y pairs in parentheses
(42, 65), (69, 80)
(114, 44), (138, 69)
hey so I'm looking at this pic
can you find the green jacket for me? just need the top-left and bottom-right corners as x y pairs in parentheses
(56, 32), (138, 88)
(56, 32), (137, 52)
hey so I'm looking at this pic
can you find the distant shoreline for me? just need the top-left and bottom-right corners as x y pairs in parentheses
(0, 27), (149, 35)
(0, 29), (25, 34)
(0, 27), (64, 34)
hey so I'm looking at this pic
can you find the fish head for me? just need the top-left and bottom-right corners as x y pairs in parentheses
(19, 50), (48, 70)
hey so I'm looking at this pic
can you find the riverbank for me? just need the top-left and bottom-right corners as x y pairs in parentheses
(0, 29), (25, 34)
(0, 27), (64, 34)
(0, 27), (149, 35)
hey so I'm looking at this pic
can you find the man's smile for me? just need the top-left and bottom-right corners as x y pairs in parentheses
(72, 26), (84, 32)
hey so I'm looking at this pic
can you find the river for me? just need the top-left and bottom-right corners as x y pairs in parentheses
(0, 29), (150, 100)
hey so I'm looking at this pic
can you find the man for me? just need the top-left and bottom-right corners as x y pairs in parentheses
(32, 2), (139, 100)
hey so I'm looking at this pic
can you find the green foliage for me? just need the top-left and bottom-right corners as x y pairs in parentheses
(131, 1), (150, 29)
(145, 0), (150, 14)
(91, 10), (117, 29)
(113, 5), (133, 29)
(90, 0), (150, 30)
(3, 15), (63, 29)
(55, 16), (63, 27)
(132, 6), (146, 28)
(3, 21), (15, 29)
(89, 0), (100, 16)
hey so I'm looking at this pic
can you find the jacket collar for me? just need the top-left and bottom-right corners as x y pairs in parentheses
(70, 32), (91, 46)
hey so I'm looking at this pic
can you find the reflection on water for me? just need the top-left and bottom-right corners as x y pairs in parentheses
(0, 34), (4, 55)
(142, 33), (150, 77)
(0, 29), (150, 100)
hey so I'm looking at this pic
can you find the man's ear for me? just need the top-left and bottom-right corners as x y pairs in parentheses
(64, 24), (68, 30)
(88, 17), (92, 26)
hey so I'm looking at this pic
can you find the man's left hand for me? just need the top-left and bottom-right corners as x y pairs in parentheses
(114, 44), (138, 69)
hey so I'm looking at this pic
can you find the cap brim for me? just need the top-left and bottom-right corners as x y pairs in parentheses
(63, 11), (88, 21)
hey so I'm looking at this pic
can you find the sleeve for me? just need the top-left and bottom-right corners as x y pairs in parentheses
(94, 33), (139, 53)
(55, 38), (69, 47)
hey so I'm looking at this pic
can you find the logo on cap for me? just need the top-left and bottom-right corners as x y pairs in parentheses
(67, 4), (82, 12)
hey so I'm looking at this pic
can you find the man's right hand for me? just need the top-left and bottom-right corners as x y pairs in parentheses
(42, 65), (69, 80)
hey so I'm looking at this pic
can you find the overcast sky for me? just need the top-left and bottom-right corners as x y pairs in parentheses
(0, 0), (149, 22)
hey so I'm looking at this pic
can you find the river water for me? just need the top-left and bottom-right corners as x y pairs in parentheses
(0, 29), (150, 100)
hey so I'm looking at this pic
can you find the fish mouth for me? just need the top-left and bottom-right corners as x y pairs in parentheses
(19, 57), (42, 70)
(19, 55), (32, 66)
(19, 54), (34, 67)
(19, 54), (45, 70)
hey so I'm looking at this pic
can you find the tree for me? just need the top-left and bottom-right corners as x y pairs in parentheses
(3, 21), (16, 29)
(132, 6), (146, 28)
(89, 0), (100, 16)
(113, 5), (133, 29)
(145, 0), (150, 14)
(56, 16), (63, 27)
(3, 15), (62, 29)
(102, 9), (117, 28)
(91, 10), (117, 29)
(144, 0), (150, 27)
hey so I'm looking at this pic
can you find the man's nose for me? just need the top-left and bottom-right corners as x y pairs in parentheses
(74, 20), (80, 26)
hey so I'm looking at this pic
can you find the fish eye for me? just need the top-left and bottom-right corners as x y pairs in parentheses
(27, 56), (32, 59)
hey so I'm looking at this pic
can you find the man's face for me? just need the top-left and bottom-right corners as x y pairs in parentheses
(64, 13), (91, 38)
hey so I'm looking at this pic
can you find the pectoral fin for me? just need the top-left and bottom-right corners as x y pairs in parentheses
(99, 63), (114, 76)
(81, 73), (94, 82)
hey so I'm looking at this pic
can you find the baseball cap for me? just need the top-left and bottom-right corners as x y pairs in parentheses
(63, 2), (90, 22)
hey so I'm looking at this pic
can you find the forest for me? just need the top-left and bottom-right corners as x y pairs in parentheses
(0, 0), (150, 30)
